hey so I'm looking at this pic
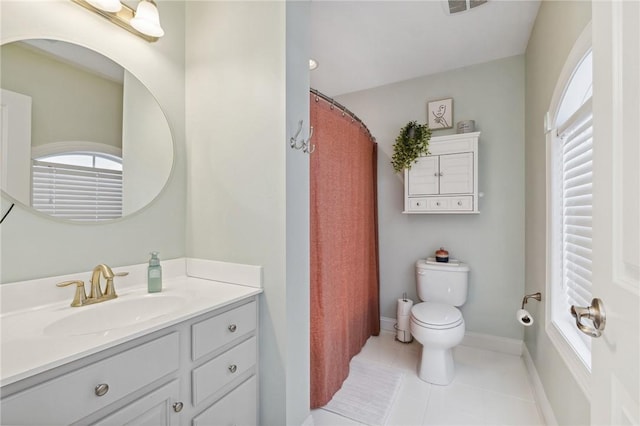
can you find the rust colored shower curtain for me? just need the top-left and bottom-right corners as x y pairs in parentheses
(310, 93), (380, 408)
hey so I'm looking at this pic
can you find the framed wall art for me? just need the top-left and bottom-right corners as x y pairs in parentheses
(427, 98), (453, 130)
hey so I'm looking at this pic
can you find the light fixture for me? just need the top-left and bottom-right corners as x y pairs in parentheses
(71, 0), (164, 42)
(309, 58), (319, 70)
(131, 0), (165, 38)
(86, 0), (121, 13)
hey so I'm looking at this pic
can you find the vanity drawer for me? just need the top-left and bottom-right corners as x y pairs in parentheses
(427, 196), (473, 211)
(192, 336), (257, 406)
(1, 332), (179, 426)
(192, 375), (257, 426)
(447, 196), (473, 211)
(191, 301), (256, 360)
(407, 197), (429, 211)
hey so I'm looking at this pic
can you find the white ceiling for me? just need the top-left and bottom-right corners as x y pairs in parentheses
(310, 0), (541, 97)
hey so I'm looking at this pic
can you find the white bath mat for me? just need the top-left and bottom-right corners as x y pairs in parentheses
(323, 357), (404, 425)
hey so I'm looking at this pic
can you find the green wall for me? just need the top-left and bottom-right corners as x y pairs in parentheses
(524, 1), (592, 425)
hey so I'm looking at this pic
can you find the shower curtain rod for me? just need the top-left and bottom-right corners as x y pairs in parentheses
(310, 88), (376, 142)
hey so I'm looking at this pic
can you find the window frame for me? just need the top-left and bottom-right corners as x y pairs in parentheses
(544, 22), (593, 400)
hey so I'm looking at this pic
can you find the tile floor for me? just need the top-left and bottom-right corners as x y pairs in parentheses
(312, 331), (546, 426)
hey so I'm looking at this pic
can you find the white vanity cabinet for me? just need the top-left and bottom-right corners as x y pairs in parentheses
(403, 132), (480, 214)
(0, 296), (259, 426)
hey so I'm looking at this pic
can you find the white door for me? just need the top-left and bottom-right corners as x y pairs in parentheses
(407, 156), (439, 195)
(0, 89), (32, 205)
(439, 152), (473, 195)
(590, 1), (639, 424)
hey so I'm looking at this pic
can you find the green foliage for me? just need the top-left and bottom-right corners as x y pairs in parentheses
(391, 121), (432, 173)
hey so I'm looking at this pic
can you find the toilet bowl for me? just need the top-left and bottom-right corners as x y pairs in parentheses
(410, 301), (465, 385)
(410, 259), (469, 385)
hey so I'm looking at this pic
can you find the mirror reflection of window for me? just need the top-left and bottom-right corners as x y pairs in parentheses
(32, 152), (123, 221)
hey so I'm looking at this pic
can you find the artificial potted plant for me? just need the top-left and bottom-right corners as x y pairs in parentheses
(391, 120), (432, 173)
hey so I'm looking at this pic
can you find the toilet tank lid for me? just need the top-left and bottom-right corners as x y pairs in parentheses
(416, 259), (469, 272)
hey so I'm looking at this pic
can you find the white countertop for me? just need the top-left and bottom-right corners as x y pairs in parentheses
(0, 258), (263, 388)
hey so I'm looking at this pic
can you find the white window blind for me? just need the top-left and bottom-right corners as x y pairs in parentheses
(559, 101), (593, 333)
(32, 159), (123, 221)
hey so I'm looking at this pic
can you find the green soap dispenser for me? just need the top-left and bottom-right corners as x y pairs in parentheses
(148, 251), (162, 293)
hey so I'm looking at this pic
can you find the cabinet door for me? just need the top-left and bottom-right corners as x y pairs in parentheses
(92, 380), (180, 426)
(408, 156), (439, 195)
(439, 153), (473, 194)
(193, 376), (257, 426)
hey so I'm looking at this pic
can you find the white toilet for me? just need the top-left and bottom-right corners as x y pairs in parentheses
(410, 259), (469, 385)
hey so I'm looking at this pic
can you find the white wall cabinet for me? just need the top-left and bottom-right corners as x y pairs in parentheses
(404, 132), (480, 214)
(0, 297), (259, 426)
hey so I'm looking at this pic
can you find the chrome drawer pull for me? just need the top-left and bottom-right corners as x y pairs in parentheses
(228, 324), (237, 333)
(173, 402), (184, 413)
(228, 364), (238, 373)
(95, 383), (109, 397)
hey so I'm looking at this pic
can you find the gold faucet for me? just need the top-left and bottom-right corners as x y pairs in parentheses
(57, 264), (129, 307)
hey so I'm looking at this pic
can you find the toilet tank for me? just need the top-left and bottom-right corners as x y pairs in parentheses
(415, 259), (470, 306)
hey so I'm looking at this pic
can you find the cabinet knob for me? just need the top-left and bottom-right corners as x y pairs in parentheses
(457, 201), (463, 206)
(434, 173), (438, 177)
(228, 364), (238, 373)
(173, 402), (184, 413)
(94, 383), (109, 397)
(436, 202), (441, 206)
(439, 172), (444, 176)
(228, 324), (237, 333)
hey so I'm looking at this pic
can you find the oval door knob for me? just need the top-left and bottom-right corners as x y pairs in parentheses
(173, 402), (184, 413)
(228, 364), (238, 373)
(570, 298), (606, 338)
(228, 324), (237, 333)
(95, 383), (109, 397)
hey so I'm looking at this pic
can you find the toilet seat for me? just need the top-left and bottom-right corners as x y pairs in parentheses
(411, 302), (463, 330)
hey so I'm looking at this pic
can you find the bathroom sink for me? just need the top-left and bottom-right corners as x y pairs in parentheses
(44, 294), (188, 337)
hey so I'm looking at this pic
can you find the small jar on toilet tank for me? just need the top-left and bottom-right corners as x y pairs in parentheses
(435, 248), (449, 263)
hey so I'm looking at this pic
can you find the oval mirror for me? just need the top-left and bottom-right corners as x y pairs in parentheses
(0, 39), (173, 222)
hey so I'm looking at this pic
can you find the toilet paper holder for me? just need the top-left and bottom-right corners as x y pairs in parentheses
(521, 292), (541, 309)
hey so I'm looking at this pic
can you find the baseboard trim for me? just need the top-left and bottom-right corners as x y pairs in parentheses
(380, 316), (522, 356)
(461, 331), (523, 356)
(380, 316), (396, 332)
(301, 414), (315, 426)
(522, 345), (558, 426)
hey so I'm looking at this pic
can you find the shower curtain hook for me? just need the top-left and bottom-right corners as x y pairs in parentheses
(342, 107), (347, 117)
(304, 126), (315, 154)
(315, 95), (319, 102)
(290, 120), (305, 150)
(330, 100), (335, 110)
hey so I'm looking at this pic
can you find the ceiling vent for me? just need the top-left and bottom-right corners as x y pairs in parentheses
(445, 0), (488, 14)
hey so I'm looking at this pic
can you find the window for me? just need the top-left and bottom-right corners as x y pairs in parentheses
(546, 26), (593, 397)
(32, 152), (123, 221)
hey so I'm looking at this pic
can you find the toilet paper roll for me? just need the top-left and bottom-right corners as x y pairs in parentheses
(396, 315), (412, 342)
(517, 309), (534, 326)
(397, 314), (411, 332)
(396, 298), (414, 342)
(397, 298), (414, 316)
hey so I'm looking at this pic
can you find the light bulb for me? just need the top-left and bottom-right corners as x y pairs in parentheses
(131, 0), (165, 38)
